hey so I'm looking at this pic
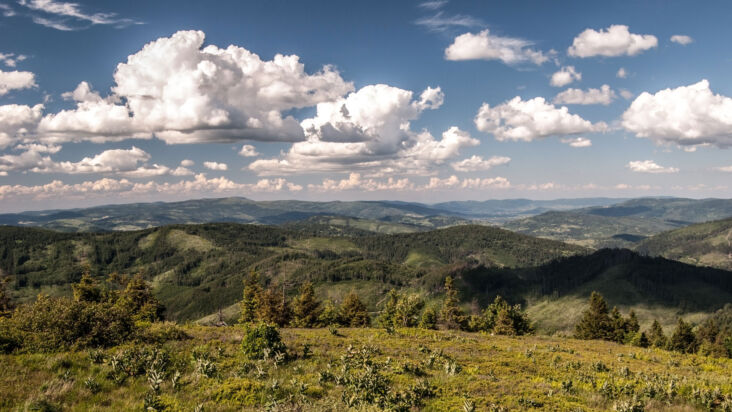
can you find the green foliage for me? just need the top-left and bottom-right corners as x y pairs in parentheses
(257, 286), (291, 327)
(318, 299), (341, 326)
(575, 292), (612, 340)
(115, 274), (165, 322)
(239, 271), (262, 324)
(241, 323), (287, 360)
(339, 292), (370, 327)
(629, 331), (650, 348)
(71, 271), (104, 303)
(419, 306), (437, 329)
(0, 274), (13, 318)
(292, 282), (322, 327)
(648, 319), (667, 348)
(471, 296), (532, 335)
(669, 318), (698, 354)
(440, 276), (465, 330)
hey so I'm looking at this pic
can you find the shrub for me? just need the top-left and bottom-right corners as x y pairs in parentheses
(241, 323), (287, 360)
(340, 292), (370, 327)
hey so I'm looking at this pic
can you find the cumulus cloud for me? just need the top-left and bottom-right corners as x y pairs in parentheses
(0, 104), (44, 148)
(0, 69), (36, 95)
(627, 160), (679, 174)
(445, 29), (549, 65)
(0, 174), (302, 203)
(616, 67), (627, 78)
(308, 173), (413, 192)
(203, 161), (228, 171)
(180, 159), (194, 167)
(238, 144), (259, 157)
(622, 79), (732, 148)
(550, 66), (581, 87)
(474, 96), (606, 141)
(670, 35), (693, 45)
(38, 30), (354, 144)
(424, 175), (510, 190)
(249, 84), (471, 176)
(568, 25), (658, 57)
(450, 155), (510, 172)
(560, 137), (592, 148)
(553, 84), (616, 105)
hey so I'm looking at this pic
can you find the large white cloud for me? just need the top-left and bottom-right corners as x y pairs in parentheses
(249, 84), (473, 176)
(0, 69), (36, 95)
(39, 30), (354, 144)
(0, 104), (44, 148)
(550, 66), (581, 87)
(622, 80), (732, 148)
(553, 84), (616, 105)
(568, 25), (657, 58)
(474, 96), (606, 141)
(445, 29), (549, 65)
(627, 160), (679, 174)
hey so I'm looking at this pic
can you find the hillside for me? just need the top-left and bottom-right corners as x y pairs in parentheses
(503, 198), (732, 248)
(0, 224), (586, 322)
(3, 224), (732, 335)
(635, 217), (732, 271)
(2, 326), (730, 411)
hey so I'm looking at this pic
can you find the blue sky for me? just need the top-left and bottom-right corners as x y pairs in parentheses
(1, 0), (731, 211)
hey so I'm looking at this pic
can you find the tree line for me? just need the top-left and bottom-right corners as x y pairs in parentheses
(575, 291), (732, 358)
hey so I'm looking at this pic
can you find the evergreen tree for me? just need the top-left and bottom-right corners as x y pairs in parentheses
(257, 287), (291, 327)
(574, 291), (612, 340)
(394, 294), (424, 327)
(292, 282), (322, 327)
(72, 271), (103, 303)
(115, 274), (164, 322)
(378, 289), (400, 327)
(609, 306), (627, 343)
(318, 299), (341, 326)
(669, 318), (698, 354)
(493, 308), (517, 336)
(440, 276), (465, 330)
(419, 306), (437, 329)
(0, 274), (14, 318)
(627, 311), (640, 334)
(340, 292), (370, 327)
(240, 271), (262, 323)
(648, 319), (667, 348)
(630, 331), (650, 348)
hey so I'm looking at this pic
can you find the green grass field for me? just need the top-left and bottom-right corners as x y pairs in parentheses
(2, 326), (730, 411)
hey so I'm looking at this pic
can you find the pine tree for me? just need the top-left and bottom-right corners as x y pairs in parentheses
(440, 276), (465, 330)
(72, 271), (103, 303)
(609, 306), (626, 343)
(493, 308), (517, 336)
(627, 310), (640, 334)
(0, 274), (14, 318)
(394, 294), (424, 327)
(115, 274), (165, 322)
(630, 331), (650, 348)
(318, 299), (341, 326)
(669, 318), (698, 354)
(419, 307), (437, 329)
(340, 292), (370, 327)
(240, 271), (262, 323)
(257, 287), (291, 327)
(292, 282), (322, 327)
(648, 319), (667, 348)
(574, 291), (612, 340)
(378, 289), (400, 327)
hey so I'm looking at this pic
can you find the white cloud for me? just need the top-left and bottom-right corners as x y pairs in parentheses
(238, 144), (259, 157)
(418, 0), (448, 10)
(250, 84), (469, 176)
(568, 25), (658, 58)
(622, 79), (732, 148)
(0, 4), (16, 17)
(550, 66), (581, 87)
(0, 53), (27, 68)
(0, 174), (302, 202)
(14, 143), (61, 153)
(308, 173), (413, 192)
(451, 155), (510, 172)
(0, 69), (36, 95)
(423, 175), (510, 190)
(445, 29), (549, 65)
(18, 0), (141, 30)
(553, 84), (616, 105)
(0, 104), (44, 148)
(716, 166), (732, 172)
(560, 137), (592, 148)
(627, 160), (679, 174)
(203, 161), (228, 171)
(619, 89), (634, 100)
(616, 67), (627, 78)
(670, 35), (693, 45)
(180, 159), (194, 167)
(38, 30), (354, 144)
(415, 12), (482, 32)
(474, 96), (606, 141)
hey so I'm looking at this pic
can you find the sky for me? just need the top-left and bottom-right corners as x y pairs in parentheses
(1, 0), (732, 212)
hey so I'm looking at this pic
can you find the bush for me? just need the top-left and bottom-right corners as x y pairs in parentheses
(241, 323), (287, 360)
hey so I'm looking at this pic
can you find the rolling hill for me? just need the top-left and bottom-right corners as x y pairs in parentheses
(2, 223), (730, 335)
(635, 217), (732, 271)
(503, 197), (732, 248)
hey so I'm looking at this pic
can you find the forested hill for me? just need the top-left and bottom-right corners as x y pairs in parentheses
(2, 223), (731, 334)
(635, 217), (732, 271)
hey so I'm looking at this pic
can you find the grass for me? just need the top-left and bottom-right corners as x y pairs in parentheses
(1, 326), (730, 411)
